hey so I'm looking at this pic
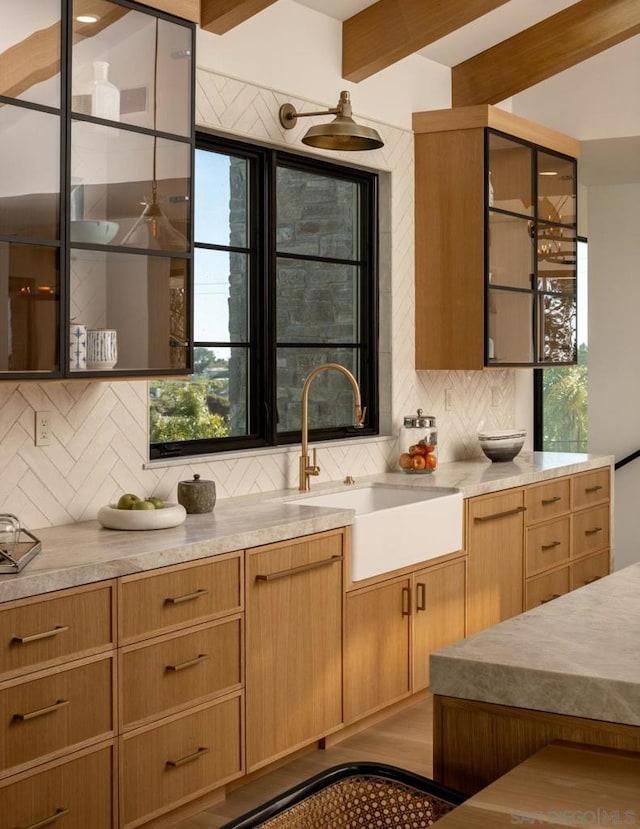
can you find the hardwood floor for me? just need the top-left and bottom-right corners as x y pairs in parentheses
(173, 695), (434, 828)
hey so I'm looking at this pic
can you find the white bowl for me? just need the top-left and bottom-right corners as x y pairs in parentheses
(478, 431), (525, 462)
(71, 220), (119, 245)
(97, 502), (186, 530)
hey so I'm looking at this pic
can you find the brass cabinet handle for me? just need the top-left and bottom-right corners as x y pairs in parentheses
(255, 555), (343, 582)
(584, 575), (603, 584)
(540, 593), (561, 604)
(541, 496), (562, 505)
(166, 653), (209, 672)
(416, 582), (426, 612)
(164, 588), (209, 605)
(12, 625), (69, 645)
(474, 506), (526, 523)
(584, 527), (603, 535)
(15, 807), (69, 829)
(13, 699), (70, 722)
(401, 586), (411, 617)
(541, 541), (561, 550)
(585, 485), (603, 493)
(166, 746), (209, 769)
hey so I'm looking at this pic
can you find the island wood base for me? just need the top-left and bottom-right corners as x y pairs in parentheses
(433, 694), (640, 796)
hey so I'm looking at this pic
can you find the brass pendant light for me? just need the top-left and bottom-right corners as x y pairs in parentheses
(278, 91), (383, 152)
(121, 17), (187, 251)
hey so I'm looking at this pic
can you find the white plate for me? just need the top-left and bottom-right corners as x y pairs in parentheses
(97, 502), (186, 530)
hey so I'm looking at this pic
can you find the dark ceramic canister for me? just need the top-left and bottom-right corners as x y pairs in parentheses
(177, 473), (216, 514)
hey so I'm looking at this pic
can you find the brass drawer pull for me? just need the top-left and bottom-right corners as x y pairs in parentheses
(474, 506), (526, 523)
(584, 527), (603, 535)
(165, 588), (209, 605)
(541, 496), (562, 505)
(541, 541), (561, 550)
(585, 485), (603, 493)
(540, 593), (561, 604)
(12, 625), (69, 645)
(416, 582), (426, 612)
(14, 698), (70, 722)
(584, 575), (603, 584)
(166, 653), (209, 672)
(16, 807), (69, 829)
(166, 746), (209, 769)
(255, 555), (343, 582)
(401, 586), (411, 617)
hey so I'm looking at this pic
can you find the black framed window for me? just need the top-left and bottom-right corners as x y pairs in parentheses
(150, 132), (379, 459)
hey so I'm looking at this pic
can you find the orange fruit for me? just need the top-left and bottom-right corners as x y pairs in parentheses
(425, 454), (437, 470)
(411, 455), (427, 471)
(399, 453), (414, 469)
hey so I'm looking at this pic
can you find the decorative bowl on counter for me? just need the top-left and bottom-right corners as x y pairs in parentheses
(70, 220), (120, 245)
(478, 429), (526, 462)
(97, 502), (186, 530)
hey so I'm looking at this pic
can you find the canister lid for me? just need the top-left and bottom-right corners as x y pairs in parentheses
(179, 473), (214, 487)
(414, 408), (436, 428)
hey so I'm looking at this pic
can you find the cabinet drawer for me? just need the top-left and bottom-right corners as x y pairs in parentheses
(119, 553), (242, 643)
(0, 744), (113, 829)
(0, 655), (114, 776)
(525, 567), (570, 611)
(120, 694), (243, 827)
(0, 584), (114, 680)
(524, 478), (570, 525)
(572, 467), (610, 510)
(571, 550), (610, 591)
(573, 505), (610, 559)
(120, 616), (242, 729)
(525, 517), (570, 577)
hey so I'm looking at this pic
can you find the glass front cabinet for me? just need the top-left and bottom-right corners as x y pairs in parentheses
(413, 106), (580, 370)
(0, 0), (194, 378)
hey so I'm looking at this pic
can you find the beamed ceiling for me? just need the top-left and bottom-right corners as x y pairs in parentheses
(200, 0), (640, 105)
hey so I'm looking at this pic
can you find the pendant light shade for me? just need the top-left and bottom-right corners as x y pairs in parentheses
(279, 91), (383, 152)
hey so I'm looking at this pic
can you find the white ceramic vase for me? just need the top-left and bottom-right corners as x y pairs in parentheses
(87, 329), (118, 370)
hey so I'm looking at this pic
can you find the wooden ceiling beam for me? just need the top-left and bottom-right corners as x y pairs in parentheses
(200, 0), (277, 34)
(342, 0), (510, 83)
(452, 0), (640, 106)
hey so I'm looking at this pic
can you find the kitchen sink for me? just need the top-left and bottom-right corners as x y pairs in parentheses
(286, 483), (463, 581)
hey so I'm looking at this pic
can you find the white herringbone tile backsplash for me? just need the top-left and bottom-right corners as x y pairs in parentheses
(0, 70), (516, 529)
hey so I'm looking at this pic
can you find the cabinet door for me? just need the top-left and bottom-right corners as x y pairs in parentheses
(245, 531), (343, 771)
(344, 577), (411, 723)
(467, 490), (524, 635)
(412, 559), (466, 692)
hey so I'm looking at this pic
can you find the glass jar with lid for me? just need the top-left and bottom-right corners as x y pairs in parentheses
(398, 409), (438, 473)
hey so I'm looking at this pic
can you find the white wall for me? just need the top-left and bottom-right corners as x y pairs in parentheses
(587, 183), (640, 569)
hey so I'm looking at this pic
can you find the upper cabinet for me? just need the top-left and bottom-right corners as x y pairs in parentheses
(0, 0), (194, 379)
(413, 105), (580, 370)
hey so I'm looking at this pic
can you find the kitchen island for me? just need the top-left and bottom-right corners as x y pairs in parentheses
(430, 561), (640, 795)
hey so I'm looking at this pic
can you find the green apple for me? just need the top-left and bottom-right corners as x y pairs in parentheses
(117, 493), (141, 510)
(147, 497), (164, 509)
(131, 500), (156, 510)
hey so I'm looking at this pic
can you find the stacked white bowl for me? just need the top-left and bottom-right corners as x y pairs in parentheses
(478, 428), (526, 462)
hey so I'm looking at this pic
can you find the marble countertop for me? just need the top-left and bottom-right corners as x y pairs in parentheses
(430, 562), (640, 726)
(0, 451), (613, 604)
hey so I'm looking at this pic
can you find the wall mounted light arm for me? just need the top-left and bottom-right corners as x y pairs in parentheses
(278, 90), (383, 151)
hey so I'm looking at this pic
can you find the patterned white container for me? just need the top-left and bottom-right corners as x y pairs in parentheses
(87, 329), (118, 370)
(69, 323), (87, 370)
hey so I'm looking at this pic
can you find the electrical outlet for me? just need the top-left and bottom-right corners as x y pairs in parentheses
(35, 411), (52, 447)
(445, 389), (453, 411)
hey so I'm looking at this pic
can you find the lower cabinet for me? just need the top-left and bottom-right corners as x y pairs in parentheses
(0, 743), (114, 829)
(466, 489), (525, 635)
(344, 556), (466, 723)
(120, 694), (243, 828)
(245, 530), (344, 771)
